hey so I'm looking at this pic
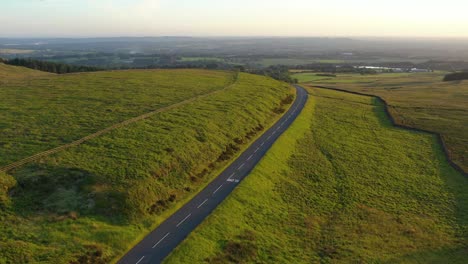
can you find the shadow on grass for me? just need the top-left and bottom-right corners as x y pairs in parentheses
(9, 163), (130, 225)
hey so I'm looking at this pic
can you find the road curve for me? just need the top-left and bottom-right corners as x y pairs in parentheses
(118, 85), (308, 264)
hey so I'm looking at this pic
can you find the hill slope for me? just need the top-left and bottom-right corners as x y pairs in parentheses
(0, 69), (293, 263)
(165, 87), (468, 263)
(0, 68), (237, 166)
(294, 72), (468, 173)
(0, 62), (51, 81)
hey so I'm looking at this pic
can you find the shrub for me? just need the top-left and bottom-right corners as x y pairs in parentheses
(443, 71), (468, 81)
(0, 172), (16, 208)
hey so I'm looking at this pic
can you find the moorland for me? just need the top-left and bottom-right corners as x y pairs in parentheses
(293, 72), (468, 174)
(0, 64), (293, 263)
(165, 87), (468, 263)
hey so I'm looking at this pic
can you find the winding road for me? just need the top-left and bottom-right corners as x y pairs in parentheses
(118, 85), (308, 264)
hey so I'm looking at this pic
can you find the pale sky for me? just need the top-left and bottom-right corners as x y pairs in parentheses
(1, 0), (468, 38)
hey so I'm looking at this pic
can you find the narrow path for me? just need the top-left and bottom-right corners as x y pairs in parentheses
(0, 73), (238, 173)
(117, 85), (308, 264)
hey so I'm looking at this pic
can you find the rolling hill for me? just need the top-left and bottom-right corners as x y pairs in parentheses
(0, 64), (293, 263)
(293, 72), (468, 174)
(165, 87), (468, 263)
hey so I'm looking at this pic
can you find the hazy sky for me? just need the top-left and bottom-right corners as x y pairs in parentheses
(1, 0), (468, 38)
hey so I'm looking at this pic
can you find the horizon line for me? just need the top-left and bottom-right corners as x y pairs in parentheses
(1, 35), (468, 40)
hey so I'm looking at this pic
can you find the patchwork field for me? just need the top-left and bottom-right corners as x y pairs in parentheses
(293, 72), (468, 174)
(165, 88), (468, 263)
(0, 64), (293, 263)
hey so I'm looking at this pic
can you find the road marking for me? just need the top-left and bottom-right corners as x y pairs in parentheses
(238, 163), (245, 170)
(267, 135), (271, 140)
(136, 256), (145, 264)
(213, 184), (223, 194)
(254, 148), (259, 153)
(247, 154), (253, 160)
(152, 233), (170, 248)
(228, 172), (235, 180)
(176, 214), (191, 227)
(197, 198), (208, 208)
(261, 142), (265, 146)
(272, 131), (276, 135)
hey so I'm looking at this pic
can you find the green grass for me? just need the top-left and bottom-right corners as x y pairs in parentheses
(0, 63), (51, 81)
(258, 58), (315, 66)
(291, 73), (337, 83)
(165, 88), (468, 263)
(0, 65), (235, 166)
(179, 57), (224, 62)
(296, 71), (468, 173)
(0, 66), (294, 263)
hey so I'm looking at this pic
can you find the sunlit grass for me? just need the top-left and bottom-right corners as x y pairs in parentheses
(165, 88), (468, 263)
(295, 71), (468, 173)
(0, 66), (293, 263)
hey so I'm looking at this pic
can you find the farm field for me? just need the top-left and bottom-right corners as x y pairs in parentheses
(258, 58), (346, 67)
(165, 88), (468, 263)
(292, 72), (339, 83)
(293, 71), (468, 173)
(0, 65), (293, 263)
(0, 49), (35, 55)
(179, 57), (224, 62)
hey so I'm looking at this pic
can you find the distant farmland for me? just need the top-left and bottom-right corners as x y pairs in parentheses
(0, 64), (293, 263)
(166, 87), (468, 263)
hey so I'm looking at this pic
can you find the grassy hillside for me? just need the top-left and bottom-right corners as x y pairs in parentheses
(0, 68), (293, 263)
(0, 67), (238, 167)
(293, 72), (468, 173)
(165, 88), (468, 263)
(0, 62), (51, 81)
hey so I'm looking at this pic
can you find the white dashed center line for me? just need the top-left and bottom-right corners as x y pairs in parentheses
(152, 233), (170, 248)
(254, 148), (259, 153)
(176, 214), (191, 227)
(213, 184), (223, 194)
(197, 198), (209, 208)
(238, 163), (245, 170)
(247, 154), (253, 161)
(136, 256), (145, 264)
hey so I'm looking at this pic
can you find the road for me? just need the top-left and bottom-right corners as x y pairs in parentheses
(118, 85), (308, 264)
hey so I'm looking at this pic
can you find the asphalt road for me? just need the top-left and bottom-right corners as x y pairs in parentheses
(118, 85), (308, 264)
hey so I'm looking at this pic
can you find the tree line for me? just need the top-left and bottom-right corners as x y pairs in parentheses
(443, 72), (468, 82)
(3, 58), (101, 74)
(249, 65), (298, 83)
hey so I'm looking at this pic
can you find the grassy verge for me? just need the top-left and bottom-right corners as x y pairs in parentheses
(164, 87), (468, 263)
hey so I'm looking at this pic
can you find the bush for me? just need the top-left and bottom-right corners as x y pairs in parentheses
(0, 172), (16, 208)
(443, 72), (468, 81)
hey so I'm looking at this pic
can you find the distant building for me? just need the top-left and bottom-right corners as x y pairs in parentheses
(410, 68), (431, 73)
